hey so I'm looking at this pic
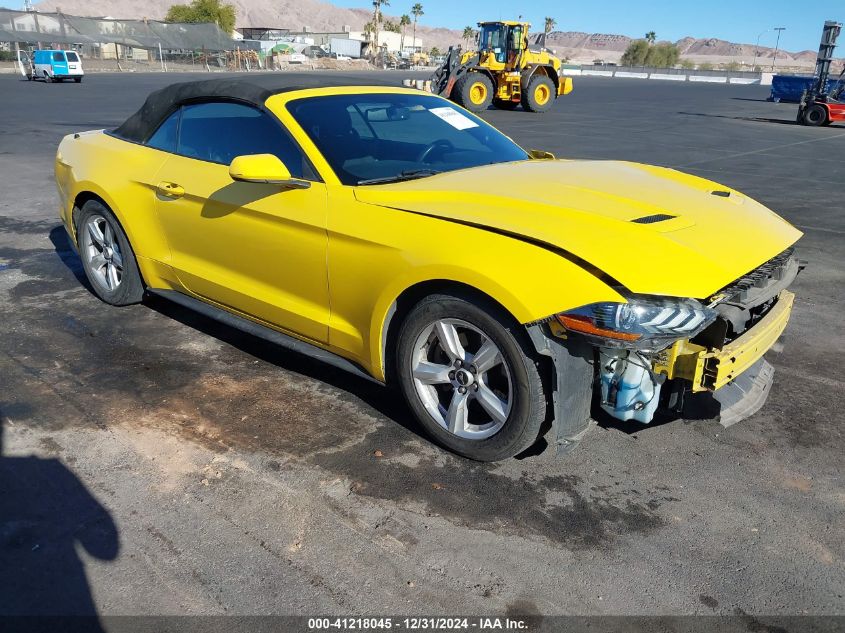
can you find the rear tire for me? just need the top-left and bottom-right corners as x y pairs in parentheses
(522, 75), (556, 113)
(396, 293), (548, 461)
(74, 200), (144, 306)
(452, 73), (494, 113)
(493, 98), (520, 111)
(74, 77), (82, 83)
(44, 72), (52, 83)
(801, 103), (828, 126)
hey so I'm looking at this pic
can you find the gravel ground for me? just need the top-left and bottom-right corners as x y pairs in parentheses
(0, 72), (842, 627)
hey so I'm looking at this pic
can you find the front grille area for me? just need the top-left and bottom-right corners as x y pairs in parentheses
(695, 247), (800, 346)
(709, 248), (797, 305)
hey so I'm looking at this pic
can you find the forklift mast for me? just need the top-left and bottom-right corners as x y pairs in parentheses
(811, 21), (841, 97)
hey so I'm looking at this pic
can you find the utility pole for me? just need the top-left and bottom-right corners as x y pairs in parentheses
(771, 27), (785, 72)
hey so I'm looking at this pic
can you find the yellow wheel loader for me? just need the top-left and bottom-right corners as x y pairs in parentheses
(428, 21), (572, 113)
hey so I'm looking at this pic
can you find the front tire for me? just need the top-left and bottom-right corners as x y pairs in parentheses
(75, 200), (144, 306)
(452, 73), (494, 113)
(801, 103), (828, 126)
(396, 294), (547, 461)
(522, 75), (556, 113)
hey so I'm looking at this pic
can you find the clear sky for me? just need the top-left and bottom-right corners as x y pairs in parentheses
(9, 0), (839, 51)
(331, 0), (839, 52)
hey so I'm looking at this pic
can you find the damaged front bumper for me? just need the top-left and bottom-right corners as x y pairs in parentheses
(527, 289), (795, 453)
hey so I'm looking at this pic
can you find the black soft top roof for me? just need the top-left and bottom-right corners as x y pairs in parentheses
(113, 75), (398, 143)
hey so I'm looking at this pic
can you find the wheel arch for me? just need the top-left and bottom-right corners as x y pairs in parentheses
(468, 67), (497, 85)
(71, 189), (121, 245)
(451, 67), (497, 98)
(378, 278), (522, 385)
(521, 64), (559, 92)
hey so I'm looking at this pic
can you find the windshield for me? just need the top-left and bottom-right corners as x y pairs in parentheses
(479, 24), (507, 62)
(286, 93), (529, 186)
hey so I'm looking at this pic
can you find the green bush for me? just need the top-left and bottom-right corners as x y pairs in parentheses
(620, 39), (680, 68)
(0, 50), (18, 62)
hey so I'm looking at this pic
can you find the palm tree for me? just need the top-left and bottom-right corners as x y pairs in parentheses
(544, 17), (556, 36)
(399, 14), (411, 52)
(462, 26), (474, 48)
(645, 31), (656, 44)
(371, 0), (390, 52)
(411, 3), (424, 56)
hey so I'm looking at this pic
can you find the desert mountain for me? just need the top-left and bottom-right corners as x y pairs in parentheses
(35, 0), (828, 68)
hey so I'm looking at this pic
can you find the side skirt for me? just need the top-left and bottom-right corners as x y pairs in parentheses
(147, 289), (381, 385)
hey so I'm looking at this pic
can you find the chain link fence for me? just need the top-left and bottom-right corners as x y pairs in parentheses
(0, 9), (260, 73)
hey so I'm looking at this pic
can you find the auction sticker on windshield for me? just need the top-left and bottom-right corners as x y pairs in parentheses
(429, 107), (479, 130)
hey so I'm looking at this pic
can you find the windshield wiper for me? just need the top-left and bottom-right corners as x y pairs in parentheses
(357, 169), (441, 186)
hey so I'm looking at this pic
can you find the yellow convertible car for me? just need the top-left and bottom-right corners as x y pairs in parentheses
(55, 77), (803, 461)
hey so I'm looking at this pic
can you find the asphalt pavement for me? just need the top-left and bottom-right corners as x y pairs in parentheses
(0, 71), (842, 624)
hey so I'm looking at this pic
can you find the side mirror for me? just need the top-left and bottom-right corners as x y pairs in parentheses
(229, 154), (310, 189)
(528, 149), (556, 160)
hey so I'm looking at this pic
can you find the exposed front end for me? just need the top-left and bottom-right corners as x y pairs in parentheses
(533, 248), (803, 445)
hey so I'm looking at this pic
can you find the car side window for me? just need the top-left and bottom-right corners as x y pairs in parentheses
(177, 101), (313, 179)
(52, 52), (64, 62)
(146, 109), (180, 154)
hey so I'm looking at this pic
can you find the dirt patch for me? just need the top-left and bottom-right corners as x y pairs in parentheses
(315, 432), (668, 550)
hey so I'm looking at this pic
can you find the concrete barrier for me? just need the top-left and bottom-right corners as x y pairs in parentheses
(688, 75), (728, 83)
(649, 73), (687, 81)
(728, 77), (760, 85)
(571, 66), (766, 87)
(614, 71), (649, 79)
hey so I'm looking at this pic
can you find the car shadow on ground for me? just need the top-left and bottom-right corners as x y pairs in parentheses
(142, 292), (420, 433)
(0, 413), (118, 632)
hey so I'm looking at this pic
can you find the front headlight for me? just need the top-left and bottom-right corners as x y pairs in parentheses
(555, 298), (717, 351)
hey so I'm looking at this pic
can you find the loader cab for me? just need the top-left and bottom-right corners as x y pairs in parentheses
(478, 21), (526, 68)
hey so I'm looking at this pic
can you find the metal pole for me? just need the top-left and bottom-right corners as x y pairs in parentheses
(158, 42), (165, 72)
(771, 27), (785, 72)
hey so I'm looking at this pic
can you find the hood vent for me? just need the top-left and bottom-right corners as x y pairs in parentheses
(631, 213), (676, 224)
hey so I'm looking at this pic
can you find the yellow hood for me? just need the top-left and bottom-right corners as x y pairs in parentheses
(354, 160), (802, 299)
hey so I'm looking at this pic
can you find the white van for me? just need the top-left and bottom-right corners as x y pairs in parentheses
(24, 49), (85, 83)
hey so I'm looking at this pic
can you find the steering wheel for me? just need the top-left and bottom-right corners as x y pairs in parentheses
(416, 139), (455, 163)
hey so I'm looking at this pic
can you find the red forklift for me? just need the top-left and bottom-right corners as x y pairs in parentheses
(798, 20), (845, 126)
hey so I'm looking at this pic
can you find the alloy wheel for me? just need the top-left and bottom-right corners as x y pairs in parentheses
(81, 214), (124, 292)
(410, 318), (512, 440)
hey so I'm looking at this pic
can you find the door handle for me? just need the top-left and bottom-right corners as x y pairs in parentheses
(157, 182), (185, 199)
